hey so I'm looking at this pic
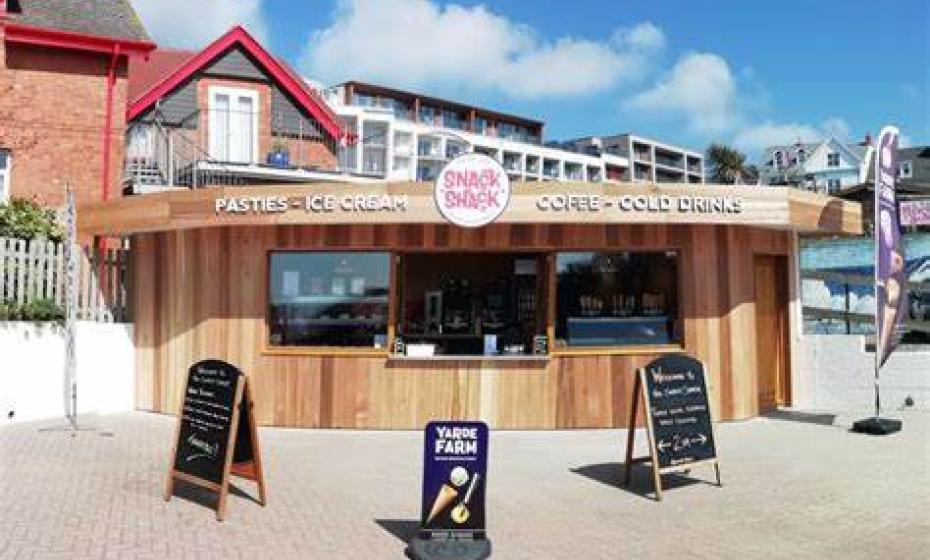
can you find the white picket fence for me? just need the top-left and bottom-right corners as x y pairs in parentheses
(0, 236), (130, 322)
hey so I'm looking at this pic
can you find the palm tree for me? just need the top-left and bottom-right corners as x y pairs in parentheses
(706, 143), (748, 184)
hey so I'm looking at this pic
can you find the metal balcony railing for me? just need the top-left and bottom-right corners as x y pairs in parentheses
(123, 112), (245, 193)
(123, 108), (344, 192)
(655, 154), (684, 169)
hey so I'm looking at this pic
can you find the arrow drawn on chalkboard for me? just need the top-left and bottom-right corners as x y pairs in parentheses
(658, 433), (708, 453)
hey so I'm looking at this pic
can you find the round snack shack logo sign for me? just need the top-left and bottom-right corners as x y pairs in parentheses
(435, 153), (511, 228)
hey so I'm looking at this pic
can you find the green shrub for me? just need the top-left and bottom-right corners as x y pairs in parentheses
(0, 300), (14, 321)
(0, 198), (64, 242)
(0, 298), (65, 324)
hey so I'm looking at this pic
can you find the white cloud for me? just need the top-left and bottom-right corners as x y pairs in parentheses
(131, 0), (269, 48)
(625, 53), (739, 135)
(732, 121), (823, 152)
(613, 22), (666, 51)
(300, 0), (664, 97)
(626, 50), (863, 158)
(732, 118), (852, 153)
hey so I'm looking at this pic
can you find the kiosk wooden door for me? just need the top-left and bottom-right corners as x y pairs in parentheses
(753, 255), (790, 412)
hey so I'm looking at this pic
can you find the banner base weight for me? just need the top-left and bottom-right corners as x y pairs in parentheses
(409, 536), (491, 560)
(851, 417), (902, 435)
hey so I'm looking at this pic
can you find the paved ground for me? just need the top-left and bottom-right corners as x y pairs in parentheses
(1, 410), (928, 560)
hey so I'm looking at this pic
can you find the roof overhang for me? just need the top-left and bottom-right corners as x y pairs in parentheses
(78, 182), (863, 237)
(3, 22), (155, 56)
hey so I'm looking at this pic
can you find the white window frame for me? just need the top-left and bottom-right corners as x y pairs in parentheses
(0, 150), (11, 203)
(207, 85), (260, 164)
(899, 160), (913, 178)
(827, 152), (840, 168)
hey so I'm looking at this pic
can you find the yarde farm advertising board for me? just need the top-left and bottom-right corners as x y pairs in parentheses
(419, 421), (489, 535)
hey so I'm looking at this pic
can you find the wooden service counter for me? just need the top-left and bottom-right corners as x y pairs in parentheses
(79, 182), (862, 429)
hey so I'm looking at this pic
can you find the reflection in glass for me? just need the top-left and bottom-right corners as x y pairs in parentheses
(268, 252), (389, 347)
(556, 252), (680, 346)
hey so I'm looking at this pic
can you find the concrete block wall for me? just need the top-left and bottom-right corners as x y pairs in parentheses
(797, 335), (929, 414)
(0, 321), (135, 424)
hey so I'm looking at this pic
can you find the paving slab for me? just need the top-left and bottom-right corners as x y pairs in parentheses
(1, 410), (928, 559)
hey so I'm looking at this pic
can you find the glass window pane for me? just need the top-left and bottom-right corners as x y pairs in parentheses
(556, 251), (680, 346)
(268, 252), (390, 347)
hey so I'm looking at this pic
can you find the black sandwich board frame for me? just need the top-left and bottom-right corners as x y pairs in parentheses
(623, 356), (722, 501)
(164, 360), (267, 521)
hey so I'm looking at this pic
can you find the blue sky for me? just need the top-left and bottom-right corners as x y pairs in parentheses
(132, 0), (928, 160)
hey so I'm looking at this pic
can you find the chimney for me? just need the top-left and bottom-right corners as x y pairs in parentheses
(860, 133), (873, 146)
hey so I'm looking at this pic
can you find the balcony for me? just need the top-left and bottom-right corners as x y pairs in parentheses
(687, 156), (702, 174)
(446, 140), (468, 160)
(633, 164), (651, 182)
(361, 147), (387, 176)
(525, 155), (541, 175)
(656, 168), (685, 183)
(633, 143), (652, 162)
(123, 108), (348, 193)
(502, 152), (522, 173)
(542, 159), (561, 179)
(654, 151), (684, 170)
(564, 163), (584, 182)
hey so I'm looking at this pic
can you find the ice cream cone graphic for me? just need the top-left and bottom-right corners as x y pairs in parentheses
(426, 484), (459, 523)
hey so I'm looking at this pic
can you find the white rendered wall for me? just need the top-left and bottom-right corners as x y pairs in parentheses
(796, 335), (929, 414)
(0, 321), (134, 425)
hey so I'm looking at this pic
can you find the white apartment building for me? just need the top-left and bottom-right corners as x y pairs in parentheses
(553, 134), (705, 184)
(324, 81), (704, 185)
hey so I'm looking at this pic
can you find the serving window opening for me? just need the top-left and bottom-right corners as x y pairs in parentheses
(555, 251), (681, 347)
(396, 253), (547, 357)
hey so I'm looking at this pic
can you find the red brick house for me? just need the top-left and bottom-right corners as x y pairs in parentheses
(0, 0), (154, 206)
(125, 26), (353, 193)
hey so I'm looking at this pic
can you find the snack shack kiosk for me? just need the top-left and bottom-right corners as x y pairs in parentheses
(78, 173), (861, 430)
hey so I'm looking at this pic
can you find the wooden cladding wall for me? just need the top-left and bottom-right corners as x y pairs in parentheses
(132, 223), (790, 429)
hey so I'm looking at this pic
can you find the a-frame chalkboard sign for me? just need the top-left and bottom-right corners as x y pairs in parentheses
(164, 359), (266, 521)
(624, 354), (721, 501)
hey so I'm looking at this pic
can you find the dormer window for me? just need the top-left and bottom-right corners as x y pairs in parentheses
(774, 150), (783, 168)
(827, 152), (840, 167)
(899, 161), (913, 178)
(797, 149), (806, 163)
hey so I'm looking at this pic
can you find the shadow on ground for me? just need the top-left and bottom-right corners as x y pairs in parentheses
(170, 479), (262, 512)
(570, 462), (717, 501)
(762, 409), (837, 426)
(374, 519), (417, 559)
(375, 518), (419, 542)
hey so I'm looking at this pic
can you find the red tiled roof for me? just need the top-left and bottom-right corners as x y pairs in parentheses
(128, 48), (196, 102)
